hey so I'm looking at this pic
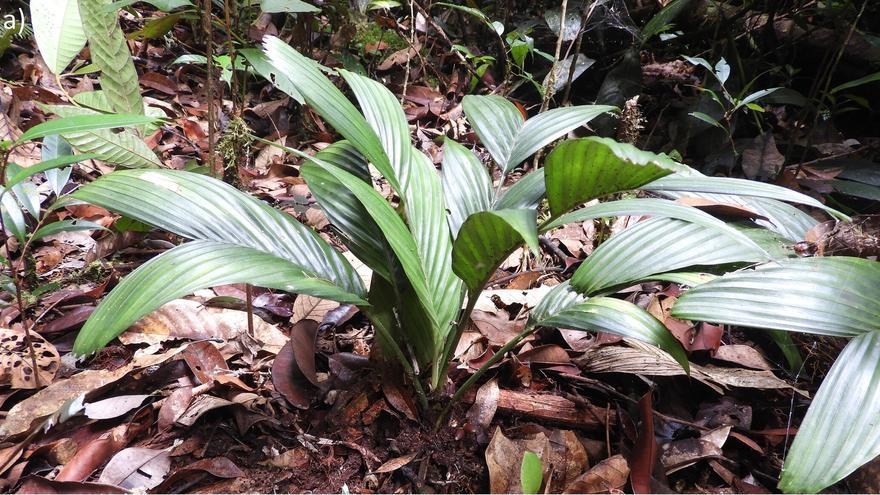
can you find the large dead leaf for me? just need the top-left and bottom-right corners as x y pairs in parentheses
(0, 349), (180, 438)
(575, 340), (807, 396)
(660, 426), (730, 474)
(120, 299), (286, 354)
(271, 320), (320, 408)
(0, 327), (59, 389)
(84, 395), (150, 420)
(98, 447), (171, 490)
(740, 132), (784, 180)
(485, 427), (589, 493)
(563, 455), (630, 493)
(292, 295), (339, 322)
(470, 309), (527, 347)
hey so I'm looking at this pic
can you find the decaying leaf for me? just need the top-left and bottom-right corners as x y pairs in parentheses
(660, 426), (730, 474)
(292, 295), (340, 322)
(485, 426), (589, 493)
(120, 299), (286, 354)
(563, 455), (630, 493)
(466, 378), (500, 431)
(84, 394), (150, 420)
(98, 446), (171, 490)
(271, 320), (320, 408)
(373, 452), (419, 474)
(0, 327), (60, 389)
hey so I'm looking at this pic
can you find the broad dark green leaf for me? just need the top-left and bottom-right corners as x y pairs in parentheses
(72, 169), (366, 298)
(778, 331), (880, 493)
(40, 135), (75, 196)
(441, 139), (493, 235)
(544, 137), (682, 217)
(527, 281), (585, 327)
(542, 198), (767, 256)
(239, 48), (304, 103)
(0, 186), (27, 243)
(672, 257), (880, 337)
(538, 296), (689, 371)
(311, 141), (371, 183)
(640, 0), (692, 42)
(571, 217), (766, 295)
(262, 36), (399, 192)
(16, 113), (158, 144)
(73, 240), (367, 355)
(452, 209), (540, 294)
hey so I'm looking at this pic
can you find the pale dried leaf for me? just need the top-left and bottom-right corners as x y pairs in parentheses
(0, 328), (59, 389)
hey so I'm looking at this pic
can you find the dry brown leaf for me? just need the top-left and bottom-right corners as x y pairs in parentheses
(0, 327), (59, 389)
(741, 132), (784, 180)
(712, 344), (773, 371)
(292, 295), (340, 322)
(486, 427), (550, 494)
(373, 452), (418, 474)
(470, 309), (527, 347)
(120, 299), (286, 354)
(84, 395), (150, 420)
(0, 348), (180, 438)
(466, 378), (499, 430)
(263, 448), (309, 469)
(660, 426), (730, 474)
(98, 447), (171, 490)
(563, 455), (630, 493)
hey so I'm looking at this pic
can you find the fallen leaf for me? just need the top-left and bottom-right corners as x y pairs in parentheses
(740, 132), (784, 180)
(152, 457), (244, 492)
(630, 391), (657, 494)
(292, 295), (339, 322)
(57, 424), (129, 482)
(470, 309), (526, 347)
(466, 378), (499, 431)
(373, 452), (418, 473)
(711, 344), (773, 371)
(660, 426), (730, 474)
(158, 386), (193, 430)
(175, 395), (235, 427)
(0, 327), (59, 389)
(84, 395), (150, 420)
(271, 320), (319, 408)
(563, 455), (630, 493)
(17, 476), (127, 494)
(182, 341), (228, 384)
(486, 427), (550, 494)
(98, 447), (171, 490)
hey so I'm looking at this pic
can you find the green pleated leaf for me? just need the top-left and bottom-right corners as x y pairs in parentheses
(30, 0), (87, 74)
(340, 69), (412, 189)
(78, 0), (145, 118)
(495, 169), (545, 210)
(42, 105), (162, 167)
(311, 141), (371, 183)
(671, 257), (880, 338)
(441, 139), (493, 235)
(538, 296), (689, 371)
(462, 95), (614, 174)
(545, 137), (683, 217)
(527, 281), (586, 327)
(5, 153), (99, 190)
(262, 36), (398, 192)
(541, 198), (768, 256)
(571, 217), (766, 295)
(71, 169), (366, 298)
(301, 155), (392, 280)
(73, 240), (367, 355)
(239, 48), (304, 103)
(0, 186), (27, 243)
(31, 219), (107, 241)
(778, 331), (880, 493)
(71, 90), (165, 134)
(642, 176), (848, 221)
(452, 208), (540, 294)
(17, 110), (159, 144)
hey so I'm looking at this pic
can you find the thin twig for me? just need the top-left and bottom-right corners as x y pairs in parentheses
(202, 0), (218, 176)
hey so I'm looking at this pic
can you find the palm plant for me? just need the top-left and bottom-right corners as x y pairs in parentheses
(65, 36), (877, 494)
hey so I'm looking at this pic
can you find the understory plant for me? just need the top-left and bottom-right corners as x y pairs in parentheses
(64, 36), (879, 494)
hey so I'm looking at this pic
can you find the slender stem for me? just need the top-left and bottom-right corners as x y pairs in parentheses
(433, 290), (478, 390)
(434, 323), (536, 431)
(364, 307), (429, 410)
(202, 0), (218, 176)
(245, 283), (254, 339)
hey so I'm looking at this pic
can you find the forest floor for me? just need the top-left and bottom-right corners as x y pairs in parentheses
(1, 1), (879, 493)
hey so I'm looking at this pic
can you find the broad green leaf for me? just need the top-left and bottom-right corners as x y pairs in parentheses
(128, 12), (186, 40)
(72, 169), (366, 298)
(520, 452), (543, 494)
(539, 296), (689, 371)
(571, 217), (766, 295)
(71, 91), (164, 134)
(41, 135), (75, 196)
(714, 58), (731, 85)
(441, 139), (492, 235)
(10, 179), (40, 219)
(542, 198), (768, 256)
(311, 140), (371, 183)
(527, 281), (585, 327)
(544, 137), (682, 217)
(239, 48), (304, 104)
(462, 95), (614, 175)
(30, 0), (87, 74)
(16, 111), (159, 144)
(0, 186), (27, 243)
(831, 71), (880, 94)
(640, 0), (692, 42)
(260, 0), (320, 13)
(32, 219), (106, 241)
(262, 36), (399, 192)
(5, 153), (99, 190)
(671, 257), (880, 338)
(688, 111), (724, 129)
(452, 209), (539, 294)
(73, 240), (367, 355)
(645, 272), (716, 286)
(42, 105), (162, 168)
(778, 331), (880, 493)
(734, 88), (781, 112)
(495, 169), (545, 210)
(105, 0), (194, 10)
(641, 175), (849, 221)
(78, 0), (145, 118)
(340, 69), (412, 189)
(301, 156), (392, 280)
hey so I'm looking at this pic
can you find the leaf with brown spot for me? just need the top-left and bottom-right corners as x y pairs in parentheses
(563, 455), (630, 493)
(0, 327), (59, 389)
(182, 341), (228, 384)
